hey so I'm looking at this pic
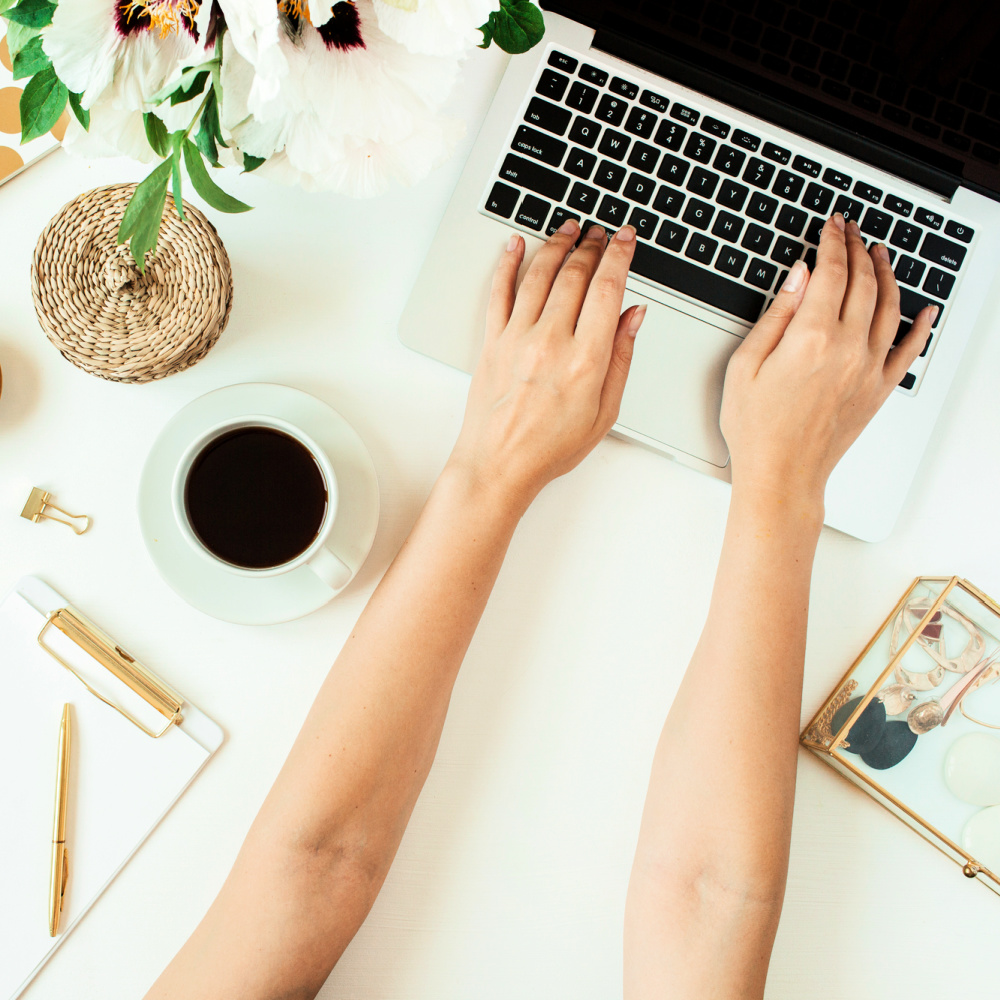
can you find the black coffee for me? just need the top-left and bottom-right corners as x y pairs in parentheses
(184, 427), (328, 569)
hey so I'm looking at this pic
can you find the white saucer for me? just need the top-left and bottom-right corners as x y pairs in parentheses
(138, 383), (379, 625)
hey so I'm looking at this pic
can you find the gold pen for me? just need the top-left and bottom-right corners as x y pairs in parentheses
(49, 703), (71, 937)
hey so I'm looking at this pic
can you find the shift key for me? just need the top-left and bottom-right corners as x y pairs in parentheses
(919, 231), (967, 271)
(500, 154), (570, 201)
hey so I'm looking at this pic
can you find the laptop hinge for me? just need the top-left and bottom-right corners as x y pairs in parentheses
(594, 22), (962, 202)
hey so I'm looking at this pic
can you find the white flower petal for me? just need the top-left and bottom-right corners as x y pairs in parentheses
(373, 0), (494, 56)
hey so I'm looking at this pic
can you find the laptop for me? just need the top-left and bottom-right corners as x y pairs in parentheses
(399, 0), (1000, 542)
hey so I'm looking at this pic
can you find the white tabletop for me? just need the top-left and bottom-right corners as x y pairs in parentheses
(3, 46), (1000, 1000)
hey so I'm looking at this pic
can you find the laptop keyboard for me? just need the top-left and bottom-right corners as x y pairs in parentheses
(479, 46), (979, 395)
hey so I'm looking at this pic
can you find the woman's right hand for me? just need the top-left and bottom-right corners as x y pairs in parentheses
(720, 213), (937, 513)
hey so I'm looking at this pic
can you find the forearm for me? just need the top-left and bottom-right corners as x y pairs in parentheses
(625, 486), (822, 1000)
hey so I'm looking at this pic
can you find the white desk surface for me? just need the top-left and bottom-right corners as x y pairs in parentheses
(3, 46), (1000, 1000)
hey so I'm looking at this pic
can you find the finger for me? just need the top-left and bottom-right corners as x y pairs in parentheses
(883, 304), (938, 387)
(507, 218), (582, 327)
(732, 259), (810, 374)
(798, 214), (848, 320)
(484, 233), (524, 341)
(867, 242), (902, 357)
(538, 224), (611, 327)
(596, 303), (646, 431)
(575, 226), (638, 359)
(839, 220), (880, 332)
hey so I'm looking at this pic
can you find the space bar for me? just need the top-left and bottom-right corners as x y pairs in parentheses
(630, 242), (766, 323)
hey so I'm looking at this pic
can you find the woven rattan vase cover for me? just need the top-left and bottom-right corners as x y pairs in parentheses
(31, 184), (233, 384)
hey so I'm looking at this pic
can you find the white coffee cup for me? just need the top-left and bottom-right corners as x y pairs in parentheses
(171, 414), (353, 591)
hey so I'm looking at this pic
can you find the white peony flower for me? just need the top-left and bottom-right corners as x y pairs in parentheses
(372, 0), (495, 57)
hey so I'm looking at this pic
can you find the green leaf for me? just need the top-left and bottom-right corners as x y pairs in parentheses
(148, 60), (216, 105)
(68, 91), (89, 130)
(117, 159), (171, 271)
(194, 89), (221, 165)
(0, 0), (18, 14)
(170, 69), (209, 106)
(479, 0), (544, 54)
(170, 138), (187, 223)
(5, 20), (40, 61)
(19, 65), (67, 144)
(4, 0), (55, 27)
(183, 139), (251, 213)
(241, 153), (265, 173)
(143, 112), (169, 157)
(11, 31), (49, 79)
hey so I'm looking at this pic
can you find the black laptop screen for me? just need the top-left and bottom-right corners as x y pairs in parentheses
(541, 0), (1000, 200)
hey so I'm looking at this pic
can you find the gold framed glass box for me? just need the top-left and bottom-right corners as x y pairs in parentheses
(802, 576), (1000, 894)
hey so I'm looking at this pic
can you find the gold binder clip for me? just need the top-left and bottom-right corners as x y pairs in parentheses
(20, 488), (91, 535)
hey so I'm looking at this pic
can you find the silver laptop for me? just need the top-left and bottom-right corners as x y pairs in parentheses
(399, 2), (1000, 541)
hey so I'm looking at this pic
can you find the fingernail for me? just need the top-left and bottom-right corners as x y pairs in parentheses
(557, 217), (580, 235)
(929, 305), (940, 323)
(875, 242), (890, 262)
(583, 224), (606, 241)
(615, 225), (636, 242)
(781, 259), (806, 293)
(506, 233), (520, 252)
(628, 304), (647, 338)
(832, 213), (846, 231)
(847, 219), (860, 235)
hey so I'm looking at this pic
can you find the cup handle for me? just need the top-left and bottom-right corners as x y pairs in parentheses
(306, 545), (354, 592)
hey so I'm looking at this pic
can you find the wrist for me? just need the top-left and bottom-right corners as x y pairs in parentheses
(436, 457), (534, 530)
(729, 479), (825, 535)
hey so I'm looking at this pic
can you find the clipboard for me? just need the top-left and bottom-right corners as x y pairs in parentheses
(0, 576), (224, 1000)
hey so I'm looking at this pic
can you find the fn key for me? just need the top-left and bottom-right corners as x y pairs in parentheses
(486, 182), (519, 218)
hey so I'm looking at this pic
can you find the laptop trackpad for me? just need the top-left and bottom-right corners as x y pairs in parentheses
(616, 290), (743, 469)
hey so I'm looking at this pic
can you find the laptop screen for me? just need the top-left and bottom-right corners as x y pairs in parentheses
(541, 0), (1000, 201)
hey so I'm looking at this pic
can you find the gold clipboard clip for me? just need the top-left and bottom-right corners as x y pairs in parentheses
(21, 488), (91, 535)
(38, 607), (184, 738)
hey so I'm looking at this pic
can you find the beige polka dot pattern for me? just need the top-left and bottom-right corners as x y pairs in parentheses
(0, 35), (11, 72)
(0, 86), (22, 134)
(0, 143), (23, 180)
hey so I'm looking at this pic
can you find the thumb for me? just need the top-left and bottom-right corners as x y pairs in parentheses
(597, 303), (645, 429)
(738, 259), (811, 374)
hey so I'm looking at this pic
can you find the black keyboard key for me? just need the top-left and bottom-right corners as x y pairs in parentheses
(545, 207), (581, 236)
(610, 76), (639, 100)
(833, 195), (864, 223)
(485, 181), (519, 218)
(548, 51), (578, 73)
(775, 203), (807, 236)
(686, 167), (720, 198)
(921, 332), (933, 357)
(714, 145), (746, 177)
(567, 182), (599, 213)
(624, 107), (658, 139)
(579, 63), (608, 86)
(654, 120), (687, 151)
(631, 240), (767, 321)
(944, 220), (974, 243)
(772, 170), (804, 201)
(597, 194), (629, 227)
(653, 186), (685, 217)
(804, 247), (818, 269)
(853, 181), (883, 203)
(715, 245), (748, 277)
(595, 160), (627, 192)
(792, 155), (821, 177)
(804, 215), (825, 245)
(566, 81), (598, 114)
(732, 129), (761, 151)
(685, 232), (719, 265)
(890, 220), (922, 251)
(524, 98), (571, 135)
(915, 207), (943, 229)
(712, 211), (745, 241)
(771, 236), (804, 265)
(628, 141), (660, 173)
(746, 257), (779, 290)
(701, 116), (731, 138)
(894, 255), (925, 286)
(744, 157), (776, 188)
(657, 154), (690, 186)
(655, 220), (689, 252)
(823, 167), (852, 189)
(500, 154), (570, 200)
(565, 147), (597, 179)
(682, 198), (715, 230)
(747, 192), (778, 223)
(536, 69), (569, 102)
(898, 287), (943, 326)
(515, 194), (550, 231)
(802, 183), (834, 215)
(629, 207), (659, 239)
(899, 371), (916, 390)
(568, 116), (601, 149)
(893, 319), (910, 346)
(741, 224), (774, 255)
(670, 103), (700, 125)
(598, 129), (631, 161)
(920, 231), (967, 270)
(596, 94), (628, 127)
(860, 207), (892, 240)
(885, 195), (912, 217)
(640, 89), (669, 113)
(762, 141), (791, 164)
(624, 171), (655, 205)
(923, 267), (955, 298)
(511, 125), (567, 167)
(717, 179), (749, 211)
(684, 133), (717, 163)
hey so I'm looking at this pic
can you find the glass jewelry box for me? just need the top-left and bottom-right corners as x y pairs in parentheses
(802, 576), (1000, 895)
